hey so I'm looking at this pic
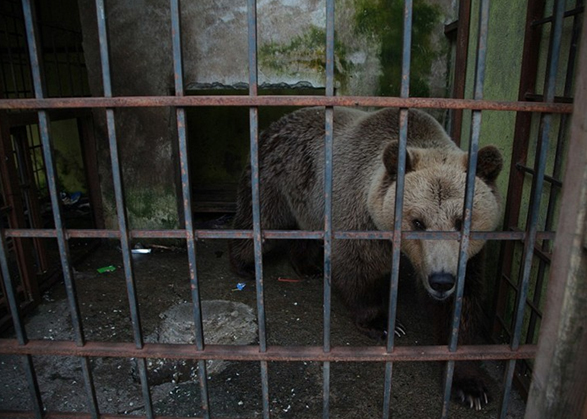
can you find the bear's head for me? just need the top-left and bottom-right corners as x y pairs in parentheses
(368, 141), (503, 301)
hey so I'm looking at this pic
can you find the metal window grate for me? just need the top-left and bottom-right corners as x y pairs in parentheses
(0, 0), (584, 418)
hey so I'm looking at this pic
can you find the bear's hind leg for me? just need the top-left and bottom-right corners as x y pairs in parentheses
(229, 168), (296, 278)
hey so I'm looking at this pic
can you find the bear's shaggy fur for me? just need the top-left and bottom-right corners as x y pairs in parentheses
(229, 107), (503, 409)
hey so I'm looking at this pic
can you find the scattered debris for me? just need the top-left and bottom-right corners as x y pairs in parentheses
(278, 277), (303, 283)
(232, 283), (246, 291)
(131, 248), (152, 254)
(97, 265), (116, 274)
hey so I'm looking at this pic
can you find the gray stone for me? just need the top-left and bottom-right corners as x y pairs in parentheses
(139, 300), (258, 385)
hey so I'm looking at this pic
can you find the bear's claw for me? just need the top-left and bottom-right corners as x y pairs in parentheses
(453, 376), (489, 410)
(457, 391), (486, 410)
(394, 322), (407, 337)
(381, 322), (406, 339)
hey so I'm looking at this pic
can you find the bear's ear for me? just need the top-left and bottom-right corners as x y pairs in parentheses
(475, 145), (503, 184)
(383, 141), (416, 177)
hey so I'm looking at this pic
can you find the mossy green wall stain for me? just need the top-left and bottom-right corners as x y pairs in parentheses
(103, 187), (179, 230)
(259, 26), (352, 90)
(20, 120), (87, 197)
(459, 0), (528, 316)
(52, 119), (88, 195)
(354, 0), (441, 97)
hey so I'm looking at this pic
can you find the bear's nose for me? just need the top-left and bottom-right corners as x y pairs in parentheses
(428, 273), (455, 293)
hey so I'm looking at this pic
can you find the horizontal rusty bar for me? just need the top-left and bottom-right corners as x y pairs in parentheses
(4, 228), (556, 241)
(0, 412), (221, 419)
(0, 96), (574, 113)
(0, 339), (536, 362)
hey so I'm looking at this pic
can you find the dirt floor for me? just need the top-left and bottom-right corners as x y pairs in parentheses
(0, 217), (526, 418)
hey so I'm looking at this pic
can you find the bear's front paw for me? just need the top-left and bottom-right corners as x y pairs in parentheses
(356, 316), (406, 342)
(452, 375), (489, 411)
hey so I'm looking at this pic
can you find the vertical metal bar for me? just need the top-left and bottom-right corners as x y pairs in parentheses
(526, 0), (583, 348)
(382, 362), (394, 419)
(22, 0), (86, 345)
(322, 361), (331, 419)
(0, 220), (42, 419)
(0, 224), (28, 346)
(323, 1), (335, 418)
(450, 0), (472, 146)
(383, 1), (412, 416)
(80, 357), (99, 419)
(441, 0), (489, 416)
(94, 0), (153, 416)
(498, 0), (566, 417)
(169, 0), (210, 416)
(492, 0), (546, 343)
(21, 355), (44, 419)
(21, 2), (88, 416)
(524, 12), (587, 416)
(247, 1), (269, 417)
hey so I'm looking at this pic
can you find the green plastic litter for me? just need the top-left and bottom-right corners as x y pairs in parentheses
(97, 265), (116, 274)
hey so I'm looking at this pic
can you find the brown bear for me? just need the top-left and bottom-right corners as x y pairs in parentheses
(229, 107), (503, 410)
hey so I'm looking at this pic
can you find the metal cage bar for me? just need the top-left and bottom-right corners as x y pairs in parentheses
(498, 0), (567, 417)
(0, 95), (573, 112)
(441, 0), (490, 416)
(169, 0), (210, 416)
(0, 215), (44, 417)
(0, 0), (583, 418)
(21, 1), (100, 417)
(246, 1), (270, 418)
(94, 0), (153, 416)
(3, 227), (556, 241)
(322, 0), (335, 418)
(383, 0), (412, 417)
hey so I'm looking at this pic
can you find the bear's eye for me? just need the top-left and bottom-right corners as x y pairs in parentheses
(455, 218), (463, 231)
(412, 219), (427, 231)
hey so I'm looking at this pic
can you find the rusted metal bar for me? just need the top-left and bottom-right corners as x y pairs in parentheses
(493, 0), (546, 347)
(22, 0), (87, 344)
(3, 227), (557, 242)
(169, 0), (210, 416)
(78, 115), (105, 230)
(0, 116), (39, 303)
(525, 8), (587, 416)
(0, 413), (216, 419)
(0, 95), (574, 113)
(526, 0), (584, 352)
(323, 0), (335, 416)
(383, 2), (413, 417)
(94, 0), (152, 416)
(0, 339), (537, 362)
(499, 0), (566, 417)
(442, 1), (490, 416)
(450, 0), (472, 146)
(246, 2), (270, 418)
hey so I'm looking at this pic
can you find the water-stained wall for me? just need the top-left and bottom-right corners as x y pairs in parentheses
(78, 0), (452, 229)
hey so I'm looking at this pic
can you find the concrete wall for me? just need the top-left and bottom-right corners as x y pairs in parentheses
(78, 0), (452, 229)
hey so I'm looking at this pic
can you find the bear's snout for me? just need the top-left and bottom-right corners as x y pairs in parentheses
(428, 273), (455, 300)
